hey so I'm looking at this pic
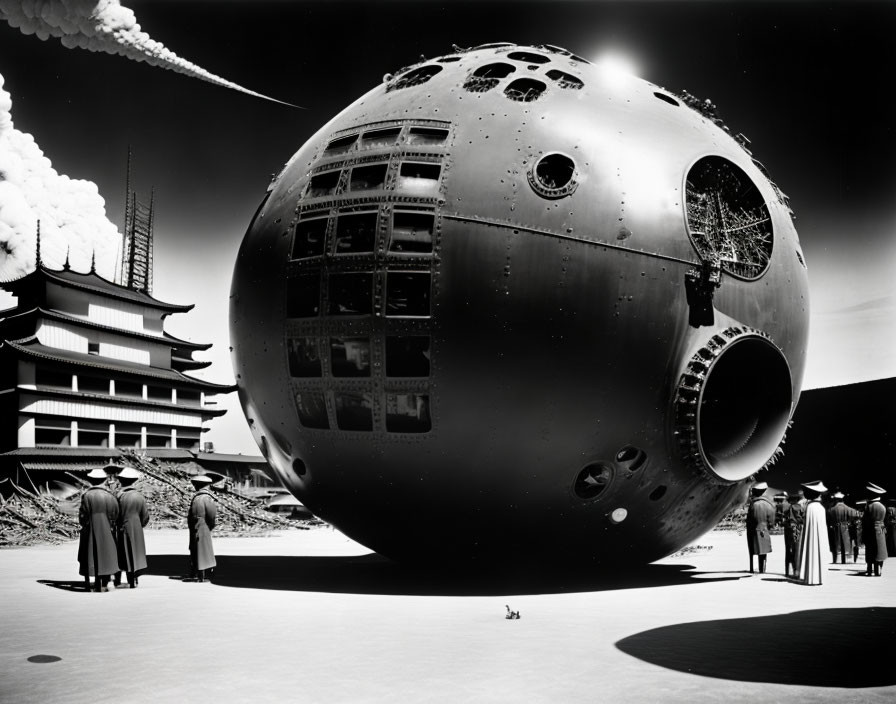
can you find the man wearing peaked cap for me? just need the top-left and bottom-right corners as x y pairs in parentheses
(77, 468), (120, 592)
(827, 491), (859, 565)
(186, 475), (217, 582)
(745, 481), (775, 574)
(116, 467), (150, 588)
(797, 480), (829, 585)
(862, 482), (887, 576)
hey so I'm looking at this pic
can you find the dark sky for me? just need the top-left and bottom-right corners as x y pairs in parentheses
(0, 0), (893, 451)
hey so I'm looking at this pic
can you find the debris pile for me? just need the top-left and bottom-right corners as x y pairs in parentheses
(0, 480), (80, 547)
(1, 450), (318, 547)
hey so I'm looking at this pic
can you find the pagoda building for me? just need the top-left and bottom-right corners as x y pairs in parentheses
(0, 256), (235, 461)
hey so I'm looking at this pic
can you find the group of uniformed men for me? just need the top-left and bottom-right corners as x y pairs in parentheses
(77, 463), (219, 591)
(746, 480), (894, 585)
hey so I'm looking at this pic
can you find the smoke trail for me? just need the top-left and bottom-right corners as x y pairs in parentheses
(0, 72), (121, 282)
(0, 0), (298, 107)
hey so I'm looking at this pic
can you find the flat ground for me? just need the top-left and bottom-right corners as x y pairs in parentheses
(1, 527), (894, 704)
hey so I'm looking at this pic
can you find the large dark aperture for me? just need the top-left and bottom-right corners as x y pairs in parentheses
(698, 336), (792, 481)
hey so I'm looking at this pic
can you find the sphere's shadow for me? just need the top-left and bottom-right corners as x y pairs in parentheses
(616, 607), (896, 688)
(143, 552), (741, 596)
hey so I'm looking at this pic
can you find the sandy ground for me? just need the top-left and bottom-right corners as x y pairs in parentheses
(1, 527), (894, 704)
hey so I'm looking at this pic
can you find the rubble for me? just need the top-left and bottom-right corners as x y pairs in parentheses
(0, 449), (321, 548)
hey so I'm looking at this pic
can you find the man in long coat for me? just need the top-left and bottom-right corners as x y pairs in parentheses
(746, 481), (775, 574)
(116, 466), (150, 588)
(885, 499), (896, 558)
(783, 491), (805, 577)
(850, 500), (866, 563)
(862, 483), (887, 576)
(827, 492), (859, 564)
(187, 475), (217, 582)
(78, 468), (120, 592)
(798, 480), (829, 585)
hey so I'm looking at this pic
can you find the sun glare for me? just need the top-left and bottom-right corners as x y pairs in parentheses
(593, 53), (640, 81)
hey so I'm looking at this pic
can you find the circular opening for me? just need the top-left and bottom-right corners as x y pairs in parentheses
(649, 485), (667, 501)
(292, 458), (307, 477)
(535, 153), (575, 190)
(574, 462), (614, 500)
(698, 336), (792, 481)
(504, 77), (546, 102)
(685, 156), (773, 280)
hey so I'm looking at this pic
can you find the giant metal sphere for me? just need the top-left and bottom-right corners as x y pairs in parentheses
(230, 43), (809, 565)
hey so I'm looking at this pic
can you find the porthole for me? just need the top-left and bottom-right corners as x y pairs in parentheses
(507, 51), (550, 64)
(504, 78), (546, 102)
(609, 507), (628, 524)
(649, 485), (667, 501)
(653, 92), (679, 107)
(528, 152), (578, 199)
(616, 445), (647, 471)
(685, 156), (773, 280)
(574, 462), (614, 500)
(463, 63), (516, 93)
(387, 65), (442, 92)
(546, 69), (583, 90)
(292, 458), (307, 477)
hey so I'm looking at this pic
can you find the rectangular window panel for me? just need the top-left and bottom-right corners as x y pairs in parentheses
(324, 134), (357, 154)
(292, 217), (328, 259)
(296, 391), (329, 429)
(116, 380), (143, 399)
(35, 428), (71, 445)
(349, 164), (388, 191)
(407, 127), (449, 145)
(334, 212), (377, 254)
(397, 162), (441, 193)
(288, 337), (322, 377)
(390, 211), (434, 253)
(360, 127), (401, 149)
(88, 342), (100, 355)
(147, 386), (171, 402)
(307, 170), (340, 198)
(386, 272), (431, 317)
(79, 375), (109, 394)
(328, 273), (373, 316)
(36, 368), (72, 390)
(287, 273), (321, 318)
(386, 336), (431, 377)
(334, 392), (374, 431)
(330, 337), (371, 377)
(385, 394), (431, 433)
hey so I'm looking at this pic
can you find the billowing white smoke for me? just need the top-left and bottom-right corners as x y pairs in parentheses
(0, 72), (121, 282)
(0, 0), (296, 107)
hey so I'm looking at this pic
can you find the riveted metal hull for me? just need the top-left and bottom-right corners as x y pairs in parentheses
(230, 44), (809, 565)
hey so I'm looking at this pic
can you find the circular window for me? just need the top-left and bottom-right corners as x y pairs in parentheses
(528, 152), (578, 199)
(293, 458), (307, 477)
(685, 156), (773, 279)
(574, 462), (614, 500)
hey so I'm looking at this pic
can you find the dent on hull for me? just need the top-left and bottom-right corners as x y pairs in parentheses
(230, 43), (809, 565)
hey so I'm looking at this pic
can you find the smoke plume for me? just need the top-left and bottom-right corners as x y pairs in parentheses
(0, 72), (121, 282)
(0, 0), (297, 107)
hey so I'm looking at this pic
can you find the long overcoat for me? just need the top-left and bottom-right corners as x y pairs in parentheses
(784, 500), (805, 567)
(827, 501), (858, 555)
(862, 499), (887, 563)
(885, 505), (896, 557)
(118, 487), (150, 573)
(78, 486), (120, 577)
(799, 499), (829, 585)
(746, 496), (775, 555)
(188, 489), (217, 571)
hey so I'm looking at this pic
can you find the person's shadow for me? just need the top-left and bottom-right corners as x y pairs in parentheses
(616, 607), (896, 687)
(141, 552), (743, 596)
